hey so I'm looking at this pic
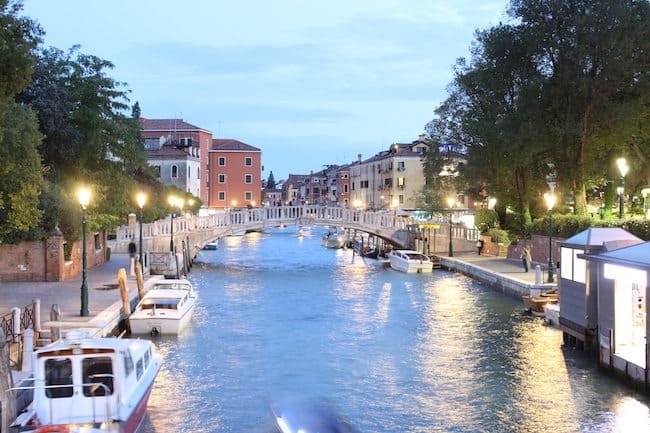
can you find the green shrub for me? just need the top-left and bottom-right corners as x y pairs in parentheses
(528, 214), (650, 240)
(487, 228), (511, 245)
(475, 208), (499, 233)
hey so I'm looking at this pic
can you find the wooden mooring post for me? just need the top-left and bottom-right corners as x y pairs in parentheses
(118, 268), (132, 334)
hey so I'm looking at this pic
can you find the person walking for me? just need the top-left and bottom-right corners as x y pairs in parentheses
(128, 241), (137, 276)
(520, 246), (532, 272)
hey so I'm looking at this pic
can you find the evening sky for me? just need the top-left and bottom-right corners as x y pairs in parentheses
(22, 0), (508, 181)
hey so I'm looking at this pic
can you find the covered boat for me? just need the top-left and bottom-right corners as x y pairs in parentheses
(10, 330), (160, 433)
(388, 250), (433, 273)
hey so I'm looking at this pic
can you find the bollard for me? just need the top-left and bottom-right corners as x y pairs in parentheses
(50, 304), (61, 342)
(535, 265), (542, 285)
(11, 307), (21, 342)
(21, 329), (34, 372)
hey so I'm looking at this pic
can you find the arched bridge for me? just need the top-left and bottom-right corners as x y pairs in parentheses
(112, 206), (479, 260)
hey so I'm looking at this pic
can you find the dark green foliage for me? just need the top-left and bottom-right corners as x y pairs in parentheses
(474, 208), (499, 233)
(0, 101), (44, 243)
(487, 228), (511, 245)
(0, 0), (41, 109)
(266, 171), (277, 189)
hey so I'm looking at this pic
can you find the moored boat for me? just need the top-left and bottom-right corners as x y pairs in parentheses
(522, 289), (559, 316)
(388, 250), (434, 273)
(129, 279), (198, 335)
(10, 330), (160, 433)
(321, 231), (346, 249)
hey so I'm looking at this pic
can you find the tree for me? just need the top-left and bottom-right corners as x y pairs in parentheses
(266, 171), (277, 189)
(131, 101), (141, 119)
(0, 0), (41, 116)
(0, 101), (44, 242)
(510, 0), (650, 214)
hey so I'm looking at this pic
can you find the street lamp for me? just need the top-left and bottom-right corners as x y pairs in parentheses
(168, 196), (177, 252)
(136, 191), (146, 269)
(544, 192), (556, 283)
(391, 198), (399, 216)
(616, 157), (629, 219)
(78, 187), (91, 317)
(488, 197), (497, 210)
(447, 197), (455, 257)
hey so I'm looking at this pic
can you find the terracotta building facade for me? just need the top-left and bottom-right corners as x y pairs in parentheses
(209, 139), (262, 209)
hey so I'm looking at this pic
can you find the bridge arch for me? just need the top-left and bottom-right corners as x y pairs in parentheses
(112, 206), (479, 261)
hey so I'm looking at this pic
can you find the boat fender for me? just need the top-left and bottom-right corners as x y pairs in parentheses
(33, 426), (70, 433)
(150, 326), (160, 337)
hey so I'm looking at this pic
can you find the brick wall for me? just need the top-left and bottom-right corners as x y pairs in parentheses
(507, 234), (564, 267)
(0, 231), (107, 282)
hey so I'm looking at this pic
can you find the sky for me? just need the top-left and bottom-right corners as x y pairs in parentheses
(21, 0), (509, 181)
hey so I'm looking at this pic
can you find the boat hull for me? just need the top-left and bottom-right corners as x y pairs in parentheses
(130, 297), (196, 335)
(388, 250), (434, 273)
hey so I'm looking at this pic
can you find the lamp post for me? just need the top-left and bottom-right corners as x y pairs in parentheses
(447, 197), (455, 257)
(136, 192), (146, 269)
(78, 187), (90, 317)
(616, 157), (629, 219)
(544, 192), (556, 283)
(168, 196), (177, 252)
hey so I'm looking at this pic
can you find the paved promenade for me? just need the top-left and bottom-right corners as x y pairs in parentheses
(0, 253), (160, 332)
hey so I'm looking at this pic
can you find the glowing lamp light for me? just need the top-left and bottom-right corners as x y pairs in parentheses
(447, 197), (455, 208)
(78, 187), (91, 210)
(544, 192), (556, 211)
(616, 157), (629, 178)
(136, 191), (146, 209)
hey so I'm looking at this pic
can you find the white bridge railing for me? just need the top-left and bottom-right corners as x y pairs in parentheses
(113, 206), (479, 251)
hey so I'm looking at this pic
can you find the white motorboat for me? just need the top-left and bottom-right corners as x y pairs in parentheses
(321, 231), (346, 249)
(388, 250), (434, 273)
(129, 279), (198, 335)
(10, 330), (160, 433)
(543, 303), (560, 327)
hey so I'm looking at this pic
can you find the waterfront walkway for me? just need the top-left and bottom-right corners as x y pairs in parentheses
(0, 252), (555, 329)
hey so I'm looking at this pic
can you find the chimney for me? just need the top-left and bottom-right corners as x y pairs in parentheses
(357, 153), (362, 162)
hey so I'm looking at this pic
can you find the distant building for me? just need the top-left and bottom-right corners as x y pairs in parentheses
(283, 174), (309, 205)
(335, 164), (354, 207)
(209, 139), (262, 209)
(140, 118), (212, 203)
(350, 135), (430, 210)
(143, 136), (201, 198)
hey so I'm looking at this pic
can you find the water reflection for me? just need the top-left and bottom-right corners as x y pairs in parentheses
(141, 226), (650, 433)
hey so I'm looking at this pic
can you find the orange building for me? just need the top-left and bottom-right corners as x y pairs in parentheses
(140, 118), (212, 203)
(209, 139), (262, 209)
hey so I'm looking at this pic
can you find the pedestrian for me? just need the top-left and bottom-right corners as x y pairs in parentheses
(128, 241), (137, 276)
(520, 246), (532, 272)
(476, 239), (484, 255)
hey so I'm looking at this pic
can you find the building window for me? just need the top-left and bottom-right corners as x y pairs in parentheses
(245, 191), (252, 201)
(344, 184), (348, 193)
(171, 165), (178, 178)
(218, 174), (226, 183)
(245, 174), (253, 184)
(399, 195), (404, 204)
(218, 157), (226, 166)
(398, 177), (405, 187)
(397, 161), (405, 171)
(218, 191), (226, 201)
(153, 165), (161, 177)
(245, 157), (252, 166)
(197, 167), (200, 179)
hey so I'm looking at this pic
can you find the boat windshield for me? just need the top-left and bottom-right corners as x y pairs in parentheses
(82, 356), (114, 396)
(141, 299), (179, 310)
(153, 282), (191, 290)
(44, 358), (73, 398)
(405, 253), (427, 261)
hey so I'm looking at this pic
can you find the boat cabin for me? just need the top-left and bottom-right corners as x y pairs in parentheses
(15, 330), (160, 429)
(558, 228), (641, 350)
(580, 241), (650, 389)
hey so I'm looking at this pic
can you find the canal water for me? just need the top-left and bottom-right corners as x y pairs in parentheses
(141, 227), (650, 433)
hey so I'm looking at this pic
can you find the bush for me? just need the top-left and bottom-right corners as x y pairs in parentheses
(487, 228), (511, 245)
(528, 214), (650, 241)
(474, 208), (499, 233)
